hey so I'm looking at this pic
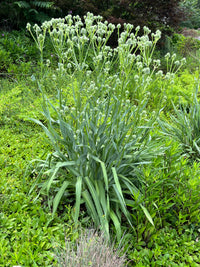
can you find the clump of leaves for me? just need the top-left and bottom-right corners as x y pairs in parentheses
(27, 92), (159, 240)
(159, 88), (200, 160)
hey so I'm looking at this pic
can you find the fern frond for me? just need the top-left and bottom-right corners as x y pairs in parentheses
(31, 1), (54, 9)
(14, 1), (30, 9)
(35, 12), (51, 22)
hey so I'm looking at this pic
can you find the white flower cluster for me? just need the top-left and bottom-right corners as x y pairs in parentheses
(26, 22), (47, 53)
(26, 12), (186, 103)
(164, 52), (186, 74)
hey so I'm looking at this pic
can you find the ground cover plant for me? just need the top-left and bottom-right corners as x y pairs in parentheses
(0, 80), (64, 266)
(0, 30), (38, 75)
(0, 12), (200, 266)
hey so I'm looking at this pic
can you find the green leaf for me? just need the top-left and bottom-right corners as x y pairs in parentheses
(46, 161), (75, 193)
(120, 175), (142, 201)
(29, 118), (58, 149)
(14, 1), (30, 8)
(90, 155), (109, 191)
(112, 168), (133, 229)
(112, 167), (124, 201)
(32, 1), (54, 9)
(95, 180), (110, 237)
(53, 181), (69, 216)
(84, 176), (104, 221)
(74, 176), (82, 224)
(82, 190), (100, 226)
(110, 210), (122, 241)
(140, 204), (154, 226)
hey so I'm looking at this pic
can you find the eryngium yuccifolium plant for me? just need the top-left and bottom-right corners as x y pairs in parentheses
(54, 229), (126, 267)
(28, 94), (159, 241)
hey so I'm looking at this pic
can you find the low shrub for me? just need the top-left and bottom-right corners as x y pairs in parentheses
(55, 229), (126, 266)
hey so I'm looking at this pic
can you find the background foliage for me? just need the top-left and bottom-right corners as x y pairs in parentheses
(78, 0), (184, 31)
(0, 0), (58, 29)
(0, 0), (186, 35)
(180, 0), (200, 28)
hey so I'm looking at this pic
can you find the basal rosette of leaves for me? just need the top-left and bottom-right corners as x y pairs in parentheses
(28, 94), (162, 241)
